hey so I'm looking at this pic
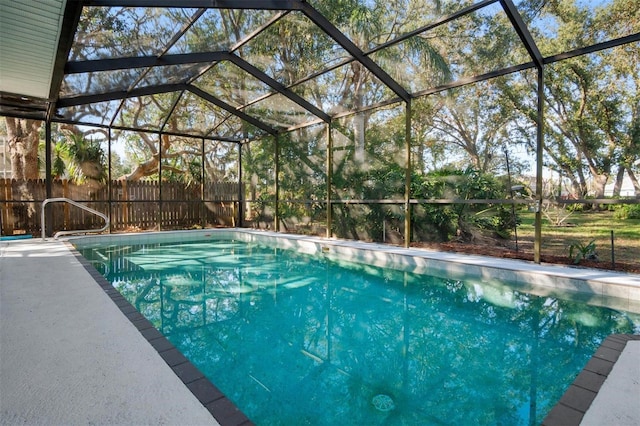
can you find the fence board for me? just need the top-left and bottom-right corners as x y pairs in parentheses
(0, 179), (242, 236)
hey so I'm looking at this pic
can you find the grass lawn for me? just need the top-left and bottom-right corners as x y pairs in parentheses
(516, 209), (640, 266)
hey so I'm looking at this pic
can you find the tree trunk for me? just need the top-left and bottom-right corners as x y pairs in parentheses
(591, 173), (608, 199)
(567, 178), (581, 199)
(414, 145), (425, 175)
(119, 133), (172, 180)
(347, 61), (367, 165)
(5, 117), (41, 180)
(627, 167), (640, 198)
(612, 167), (625, 197)
(119, 155), (159, 180)
(562, 163), (580, 199)
(353, 113), (366, 164)
(576, 162), (589, 197)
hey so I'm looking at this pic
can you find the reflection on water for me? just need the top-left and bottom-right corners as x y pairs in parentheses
(79, 240), (640, 426)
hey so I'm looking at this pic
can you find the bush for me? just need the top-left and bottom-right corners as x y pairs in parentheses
(468, 206), (518, 239)
(413, 167), (511, 241)
(614, 204), (640, 220)
(566, 203), (586, 212)
(568, 240), (598, 264)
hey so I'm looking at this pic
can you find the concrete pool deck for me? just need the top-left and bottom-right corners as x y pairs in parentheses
(1, 239), (246, 426)
(1, 235), (639, 425)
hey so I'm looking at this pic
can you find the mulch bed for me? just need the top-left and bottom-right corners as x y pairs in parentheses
(412, 241), (640, 274)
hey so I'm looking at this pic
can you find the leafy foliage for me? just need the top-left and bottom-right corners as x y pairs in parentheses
(62, 132), (107, 183)
(614, 204), (640, 220)
(327, 163), (513, 243)
(568, 239), (597, 264)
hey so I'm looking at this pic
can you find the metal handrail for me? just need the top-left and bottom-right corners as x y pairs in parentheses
(41, 197), (110, 240)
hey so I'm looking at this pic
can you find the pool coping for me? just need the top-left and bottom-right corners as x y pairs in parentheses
(66, 229), (640, 424)
(70, 228), (640, 309)
(65, 242), (253, 426)
(542, 334), (640, 425)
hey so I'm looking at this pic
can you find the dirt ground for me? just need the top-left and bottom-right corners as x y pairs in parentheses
(412, 240), (640, 274)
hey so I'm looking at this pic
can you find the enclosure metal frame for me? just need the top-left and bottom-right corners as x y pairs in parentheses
(1, 0), (639, 261)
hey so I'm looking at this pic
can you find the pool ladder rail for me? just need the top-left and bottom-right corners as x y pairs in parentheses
(41, 197), (110, 240)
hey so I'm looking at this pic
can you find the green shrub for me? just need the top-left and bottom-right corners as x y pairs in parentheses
(568, 240), (597, 264)
(468, 206), (517, 239)
(566, 203), (586, 212)
(614, 204), (640, 220)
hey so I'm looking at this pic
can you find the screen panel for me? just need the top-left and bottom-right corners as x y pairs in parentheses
(203, 138), (240, 227)
(278, 123), (327, 235)
(242, 137), (276, 229)
(370, 1), (530, 93)
(109, 130), (160, 232)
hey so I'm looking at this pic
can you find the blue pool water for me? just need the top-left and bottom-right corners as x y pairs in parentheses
(78, 239), (639, 425)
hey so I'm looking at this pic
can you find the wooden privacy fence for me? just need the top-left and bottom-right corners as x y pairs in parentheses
(0, 179), (242, 236)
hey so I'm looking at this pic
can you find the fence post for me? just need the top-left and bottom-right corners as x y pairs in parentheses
(122, 180), (128, 228)
(63, 179), (69, 230)
(610, 230), (615, 269)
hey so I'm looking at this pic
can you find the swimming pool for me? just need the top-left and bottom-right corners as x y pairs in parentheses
(74, 230), (640, 425)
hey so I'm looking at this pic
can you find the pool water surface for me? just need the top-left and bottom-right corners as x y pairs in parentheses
(77, 238), (640, 425)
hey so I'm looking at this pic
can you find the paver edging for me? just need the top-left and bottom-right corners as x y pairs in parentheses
(542, 334), (640, 426)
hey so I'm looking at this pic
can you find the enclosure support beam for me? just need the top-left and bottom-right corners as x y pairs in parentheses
(44, 120), (53, 237)
(404, 100), (412, 248)
(300, 2), (410, 103)
(201, 138), (206, 229)
(158, 133), (163, 232)
(500, 0), (544, 69)
(501, 0), (544, 262)
(108, 128), (113, 233)
(534, 66), (545, 263)
(237, 142), (243, 227)
(326, 122), (333, 239)
(274, 134), (280, 232)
